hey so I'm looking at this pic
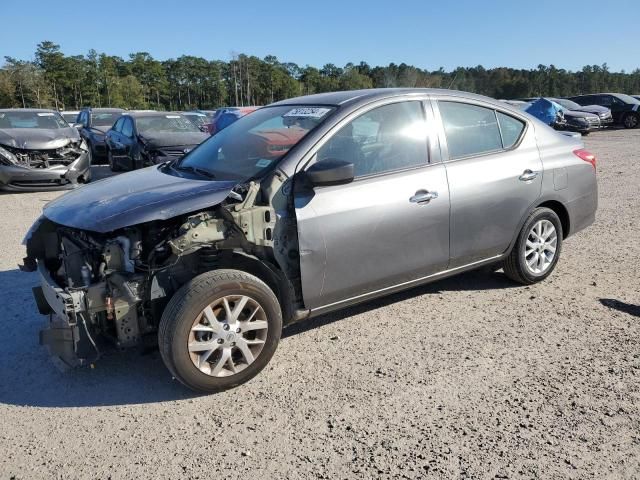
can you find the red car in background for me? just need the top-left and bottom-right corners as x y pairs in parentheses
(208, 107), (260, 135)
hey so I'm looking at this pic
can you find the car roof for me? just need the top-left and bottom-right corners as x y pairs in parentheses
(572, 93), (618, 97)
(123, 111), (185, 118)
(82, 107), (126, 113)
(0, 108), (57, 113)
(270, 88), (508, 109)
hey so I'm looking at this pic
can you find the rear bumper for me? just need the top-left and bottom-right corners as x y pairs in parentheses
(35, 263), (95, 367)
(0, 151), (91, 192)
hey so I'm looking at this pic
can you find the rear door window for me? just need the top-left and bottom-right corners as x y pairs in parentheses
(438, 102), (502, 159)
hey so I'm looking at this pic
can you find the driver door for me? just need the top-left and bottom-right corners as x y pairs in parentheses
(294, 100), (450, 311)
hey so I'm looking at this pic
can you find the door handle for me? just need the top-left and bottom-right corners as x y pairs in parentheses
(519, 169), (539, 182)
(410, 190), (438, 204)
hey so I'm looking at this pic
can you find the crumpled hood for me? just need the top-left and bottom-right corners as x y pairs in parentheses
(43, 165), (236, 233)
(571, 105), (610, 116)
(0, 127), (80, 150)
(140, 131), (209, 149)
(562, 110), (599, 120)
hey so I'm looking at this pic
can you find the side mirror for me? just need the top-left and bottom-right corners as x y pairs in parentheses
(69, 123), (83, 129)
(306, 159), (354, 187)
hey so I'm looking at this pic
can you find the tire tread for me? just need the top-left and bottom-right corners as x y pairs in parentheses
(158, 269), (281, 392)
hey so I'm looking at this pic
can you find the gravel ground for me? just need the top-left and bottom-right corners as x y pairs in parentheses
(0, 131), (639, 479)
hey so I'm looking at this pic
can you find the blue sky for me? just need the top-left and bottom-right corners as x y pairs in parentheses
(1, 0), (638, 72)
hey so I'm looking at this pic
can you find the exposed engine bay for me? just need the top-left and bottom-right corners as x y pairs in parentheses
(0, 138), (91, 191)
(1, 142), (87, 169)
(0, 109), (92, 191)
(22, 179), (302, 367)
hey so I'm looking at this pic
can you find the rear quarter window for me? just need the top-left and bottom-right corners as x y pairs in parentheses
(496, 112), (525, 149)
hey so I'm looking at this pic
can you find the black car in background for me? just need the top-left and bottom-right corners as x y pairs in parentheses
(549, 98), (613, 126)
(77, 108), (126, 162)
(568, 93), (640, 128)
(105, 112), (209, 171)
(522, 97), (601, 134)
(182, 111), (210, 132)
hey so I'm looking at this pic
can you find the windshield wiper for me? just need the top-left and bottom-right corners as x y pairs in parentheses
(174, 164), (216, 179)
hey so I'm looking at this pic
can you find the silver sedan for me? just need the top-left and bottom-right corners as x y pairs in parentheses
(25, 88), (598, 392)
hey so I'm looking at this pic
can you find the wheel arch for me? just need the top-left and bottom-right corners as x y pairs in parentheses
(535, 199), (570, 239)
(505, 196), (572, 256)
(214, 252), (297, 325)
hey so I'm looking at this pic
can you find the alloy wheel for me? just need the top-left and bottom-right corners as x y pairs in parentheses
(524, 219), (557, 275)
(624, 114), (639, 129)
(188, 295), (268, 377)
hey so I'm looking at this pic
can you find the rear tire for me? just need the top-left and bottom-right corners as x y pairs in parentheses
(502, 207), (563, 285)
(623, 113), (639, 129)
(158, 269), (283, 393)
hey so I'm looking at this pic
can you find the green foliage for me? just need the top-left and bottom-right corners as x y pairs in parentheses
(2, 41), (640, 110)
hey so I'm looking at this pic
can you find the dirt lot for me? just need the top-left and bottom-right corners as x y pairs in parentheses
(0, 129), (639, 479)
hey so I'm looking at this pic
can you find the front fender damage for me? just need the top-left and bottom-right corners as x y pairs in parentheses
(23, 179), (300, 368)
(169, 182), (276, 255)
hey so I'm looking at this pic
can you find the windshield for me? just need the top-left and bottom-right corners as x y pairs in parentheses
(178, 105), (335, 181)
(615, 94), (640, 105)
(137, 114), (201, 133)
(184, 113), (208, 127)
(553, 99), (581, 110)
(92, 112), (123, 127)
(61, 112), (78, 123)
(0, 111), (68, 129)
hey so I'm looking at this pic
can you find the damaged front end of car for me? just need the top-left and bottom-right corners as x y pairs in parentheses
(0, 140), (91, 191)
(21, 179), (300, 368)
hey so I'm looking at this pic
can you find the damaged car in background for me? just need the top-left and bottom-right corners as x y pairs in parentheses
(0, 109), (91, 191)
(524, 98), (600, 135)
(105, 111), (209, 172)
(21, 89), (598, 393)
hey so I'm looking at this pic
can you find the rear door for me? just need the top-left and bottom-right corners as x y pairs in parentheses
(432, 98), (542, 267)
(295, 99), (450, 310)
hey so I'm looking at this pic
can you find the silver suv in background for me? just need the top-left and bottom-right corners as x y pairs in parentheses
(22, 89), (598, 392)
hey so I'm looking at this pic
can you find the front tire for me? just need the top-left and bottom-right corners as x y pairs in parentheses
(158, 270), (283, 393)
(502, 207), (563, 285)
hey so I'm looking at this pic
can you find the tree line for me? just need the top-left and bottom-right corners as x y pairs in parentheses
(1, 41), (639, 111)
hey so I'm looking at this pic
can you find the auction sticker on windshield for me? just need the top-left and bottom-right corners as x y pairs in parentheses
(283, 107), (332, 118)
(37, 113), (55, 116)
(255, 159), (272, 168)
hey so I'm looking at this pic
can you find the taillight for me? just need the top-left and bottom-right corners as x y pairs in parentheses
(573, 148), (596, 171)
